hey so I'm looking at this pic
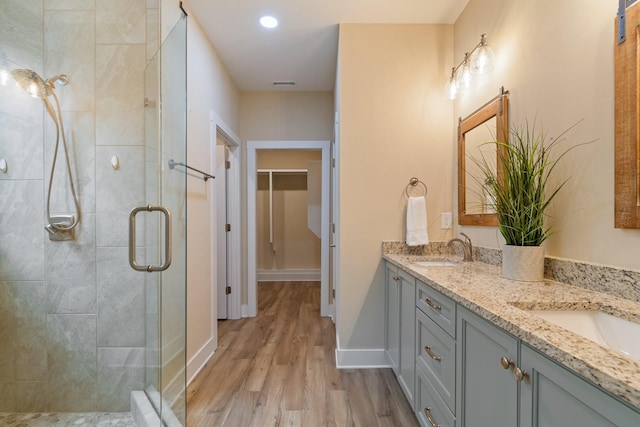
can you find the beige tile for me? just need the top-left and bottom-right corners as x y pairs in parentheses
(96, 44), (146, 146)
(0, 181), (45, 281)
(0, 0), (43, 72)
(44, 0), (94, 10)
(0, 83), (44, 180)
(44, 112), (96, 213)
(97, 347), (144, 411)
(146, 7), (159, 60)
(97, 247), (145, 346)
(46, 314), (97, 411)
(95, 146), (144, 246)
(44, 11), (95, 112)
(14, 381), (47, 412)
(97, 0), (146, 44)
(46, 214), (97, 314)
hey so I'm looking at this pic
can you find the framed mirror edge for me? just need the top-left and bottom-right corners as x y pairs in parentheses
(457, 88), (509, 226)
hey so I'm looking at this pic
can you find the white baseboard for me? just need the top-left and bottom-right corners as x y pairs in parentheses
(242, 304), (252, 318)
(257, 268), (321, 281)
(187, 337), (217, 385)
(335, 347), (390, 368)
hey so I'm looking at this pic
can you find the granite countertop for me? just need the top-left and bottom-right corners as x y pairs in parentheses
(383, 252), (640, 410)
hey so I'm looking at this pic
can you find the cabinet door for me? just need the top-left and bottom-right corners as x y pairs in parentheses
(385, 263), (400, 375)
(456, 307), (518, 427)
(398, 269), (416, 406)
(520, 344), (640, 427)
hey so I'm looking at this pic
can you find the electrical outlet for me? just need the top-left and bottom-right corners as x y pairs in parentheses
(441, 212), (452, 229)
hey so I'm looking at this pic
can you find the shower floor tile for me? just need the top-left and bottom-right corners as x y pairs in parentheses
(0, 412), (136, 426)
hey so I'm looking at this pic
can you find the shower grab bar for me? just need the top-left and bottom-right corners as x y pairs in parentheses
(168, 158), (214, 181)
(129, 205), (172, 272)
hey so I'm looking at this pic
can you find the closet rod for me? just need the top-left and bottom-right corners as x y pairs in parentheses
(257, 168), (307, 173)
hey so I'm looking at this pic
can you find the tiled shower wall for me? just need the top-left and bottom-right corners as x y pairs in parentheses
(0, 0), (159, 412)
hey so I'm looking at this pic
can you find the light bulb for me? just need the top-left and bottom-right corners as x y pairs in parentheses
(444, 75), (457, 100)
(470, 44), (495, 74)
(456, 60), (472, 91)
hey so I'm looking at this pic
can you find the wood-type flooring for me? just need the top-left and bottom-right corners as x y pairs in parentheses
(186, 281), (419, 426)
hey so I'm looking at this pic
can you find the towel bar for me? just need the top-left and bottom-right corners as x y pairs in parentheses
(406, 177), (427, 197)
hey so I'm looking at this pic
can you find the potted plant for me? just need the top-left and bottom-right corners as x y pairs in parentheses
(474, 121), (583, 281)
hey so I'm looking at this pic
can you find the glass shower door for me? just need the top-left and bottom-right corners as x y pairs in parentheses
(135, 15), (187, 427)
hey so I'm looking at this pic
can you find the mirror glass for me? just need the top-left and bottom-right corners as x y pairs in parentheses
(464, 120), (497, 214)
(457, 90), (509, 226)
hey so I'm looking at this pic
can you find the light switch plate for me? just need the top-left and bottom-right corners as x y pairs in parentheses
(441, 212), (452, 229)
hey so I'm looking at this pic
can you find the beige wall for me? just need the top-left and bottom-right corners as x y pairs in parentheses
(256, 150), (322, 270)
(454, 0), (640, 269)
(338, 24), (454, 349)
(239, 92), (334, 303)
(185, 11), (239, 374)
(240, 92), (334, 141)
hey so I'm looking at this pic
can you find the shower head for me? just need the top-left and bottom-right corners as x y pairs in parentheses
(10, 69), (70, 98)
(11, 69), (51, 98)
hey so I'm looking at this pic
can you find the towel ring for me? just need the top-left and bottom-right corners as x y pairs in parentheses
(406, 177), (427, 197)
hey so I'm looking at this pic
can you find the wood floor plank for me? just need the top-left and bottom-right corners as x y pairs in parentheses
(327, 389), (351, 427)
(245, 341), (277, 392)
(250, 364), (287, 427)
(187, 281), (418, 427)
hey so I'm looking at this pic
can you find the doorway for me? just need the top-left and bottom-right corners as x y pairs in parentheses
(211, 113), (241, 320)
(247, 140), (331, 318)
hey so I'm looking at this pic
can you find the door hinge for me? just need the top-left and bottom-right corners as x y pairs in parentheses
(332, 289), (336, 299)
(225, 286), (231, 295)
(225, 160), (231, 169)
(225, 224), (231, 232)
(331, 158), (335, 168)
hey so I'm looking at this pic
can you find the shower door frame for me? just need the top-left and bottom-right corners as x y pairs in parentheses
(138, 13), (188, 427)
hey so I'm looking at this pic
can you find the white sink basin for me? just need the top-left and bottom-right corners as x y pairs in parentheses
(528, 310), (640, 360)
(413, 259), (461, 267)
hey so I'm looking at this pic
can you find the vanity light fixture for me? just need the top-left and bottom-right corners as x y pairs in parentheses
(259, 15), (278, 29)
(444, 34), (495, 100)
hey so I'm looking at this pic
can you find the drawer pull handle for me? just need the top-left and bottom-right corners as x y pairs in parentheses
(500, 356), (515, 370)
(425, 298), (441, 311)
(514, 367), (530, 382)
(424, 407), (441, 427)
(425, 346), (441, 362)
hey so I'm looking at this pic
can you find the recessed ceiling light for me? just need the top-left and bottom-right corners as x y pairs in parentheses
(259, 15), (278, 29)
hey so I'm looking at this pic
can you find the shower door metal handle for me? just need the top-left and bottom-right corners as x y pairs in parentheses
(129, 205), (172, 272)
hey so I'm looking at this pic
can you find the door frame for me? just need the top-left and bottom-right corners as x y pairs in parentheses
(247, 140), (332, 318)
(210, 111), (241, 320)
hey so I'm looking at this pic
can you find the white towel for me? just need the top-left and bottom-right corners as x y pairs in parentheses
(406, 196), (429, 246)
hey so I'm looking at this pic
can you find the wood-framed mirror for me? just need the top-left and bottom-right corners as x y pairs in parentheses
(614, 2), (640, 228)
(458, 88), (509, 226)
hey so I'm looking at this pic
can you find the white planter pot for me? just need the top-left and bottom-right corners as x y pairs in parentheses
(501, 245), (545, 282)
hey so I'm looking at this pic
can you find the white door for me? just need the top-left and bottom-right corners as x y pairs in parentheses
(215, 144), (228, 319)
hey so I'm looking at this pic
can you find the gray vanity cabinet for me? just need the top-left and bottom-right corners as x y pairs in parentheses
(385, 263), (400, 374)
(519, 344), (640, 427)
(384, 260), (640, 427)
(384, 263), (415, 406)
(457, 306), (640, 427)
(456, 306), (519, 427)
(415, 279), (457, 427)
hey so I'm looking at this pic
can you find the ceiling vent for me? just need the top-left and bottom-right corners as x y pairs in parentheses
(272, 81), (296, 87)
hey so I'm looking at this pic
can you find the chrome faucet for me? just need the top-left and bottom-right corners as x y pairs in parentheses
(447, 232), (473, 262)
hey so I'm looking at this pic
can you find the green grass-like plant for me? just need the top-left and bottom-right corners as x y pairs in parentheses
(474, 121), (584, 246)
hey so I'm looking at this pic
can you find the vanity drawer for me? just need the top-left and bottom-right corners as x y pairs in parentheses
(416, 364), (456, 427)
(416, 280), (456, 338)
(416, 309), (456, 412)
